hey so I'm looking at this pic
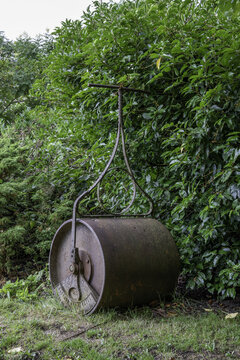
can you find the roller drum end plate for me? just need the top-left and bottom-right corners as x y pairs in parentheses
(49, 219), (104, 315)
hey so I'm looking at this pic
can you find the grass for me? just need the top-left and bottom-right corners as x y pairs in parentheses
(0, 292), (239, 360)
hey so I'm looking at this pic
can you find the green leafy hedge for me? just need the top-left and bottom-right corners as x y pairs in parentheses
(0, 0), (239, 298)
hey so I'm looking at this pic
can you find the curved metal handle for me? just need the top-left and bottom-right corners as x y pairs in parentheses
(71, 84), (154, 257)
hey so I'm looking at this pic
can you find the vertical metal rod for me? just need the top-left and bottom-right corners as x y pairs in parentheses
(119, 87), (154, 216)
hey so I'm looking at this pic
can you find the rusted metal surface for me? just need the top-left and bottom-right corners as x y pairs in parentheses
(49, 218), (180, 314)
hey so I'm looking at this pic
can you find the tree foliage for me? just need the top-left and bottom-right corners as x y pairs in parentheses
(0, 0), (239, 298)
(0, 32), (53, 124)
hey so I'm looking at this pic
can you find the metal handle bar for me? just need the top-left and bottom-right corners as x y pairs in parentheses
(88, 83), (150, 94)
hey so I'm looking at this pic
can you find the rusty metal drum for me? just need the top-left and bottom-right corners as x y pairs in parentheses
(49, 217), (180, 315)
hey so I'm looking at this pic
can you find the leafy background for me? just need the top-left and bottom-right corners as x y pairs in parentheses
(0, 0), (239, 298)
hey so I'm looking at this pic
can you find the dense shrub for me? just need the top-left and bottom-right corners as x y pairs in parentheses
(0, 0), (239, 297)
(0, 128), (74, 276)
(0, 33), (53, 125)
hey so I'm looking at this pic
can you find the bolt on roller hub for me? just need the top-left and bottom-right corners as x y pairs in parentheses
(49, 84), (180, 315)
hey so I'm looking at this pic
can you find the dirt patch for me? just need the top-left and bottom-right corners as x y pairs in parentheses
(171, 349), (239, 360)
(107, 348), (239, 360)
(152, 293), (240, 319)
(43, 320), (107, 342)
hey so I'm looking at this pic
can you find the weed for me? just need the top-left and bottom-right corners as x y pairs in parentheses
(0, 268), (47, 302)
